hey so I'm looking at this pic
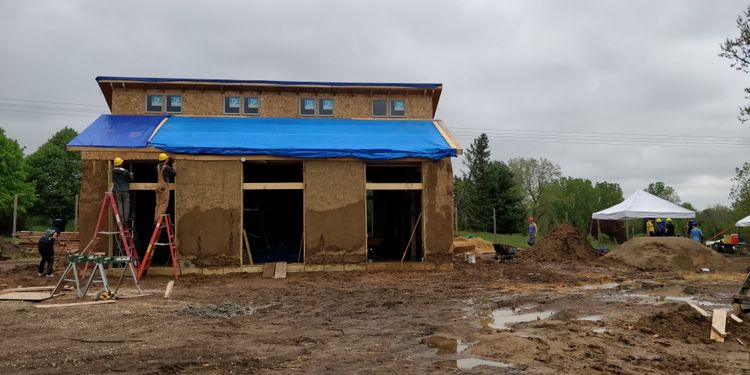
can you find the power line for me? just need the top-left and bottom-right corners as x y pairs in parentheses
(0, 108), (99, 118)
(0, 97), (106, 108)
(451, 126), (746, 141)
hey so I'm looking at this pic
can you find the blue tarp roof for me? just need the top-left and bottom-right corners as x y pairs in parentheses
(96, 76), (442, 90)
(149, 116), (455, 160)
(68, 115), (165, 148)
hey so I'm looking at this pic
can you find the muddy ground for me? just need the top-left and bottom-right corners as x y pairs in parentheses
(1, 255), (749, 374)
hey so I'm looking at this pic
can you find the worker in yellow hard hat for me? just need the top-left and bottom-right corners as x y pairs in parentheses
(665, 218), (675, 236)
(655, 217), (666, 236)
(112, 157), (133, 221)
(154, 153), (176, 224)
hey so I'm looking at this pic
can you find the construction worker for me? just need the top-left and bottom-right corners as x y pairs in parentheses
(687, 219), (696, 238)
(655, 218), (666, 237)
(690, 222), (704, 243)
(38, 218), (64, 277)
(646, 219), (655, 237)
(112, 157), (134, 221)
(155, 153), (176, 224)
(665, 218), (676, 236)
(527, 216), (538, 246)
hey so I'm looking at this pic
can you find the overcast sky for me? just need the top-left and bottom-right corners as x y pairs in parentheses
(1, 0), (748, 210)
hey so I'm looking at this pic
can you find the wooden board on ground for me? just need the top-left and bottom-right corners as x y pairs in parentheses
(0, 292), (53, 301)
(730, 313), (743, 323)
(34, 300), (115, 308)
(710, 309), (728, 342)
(273, 262), (287, 279)
(164, 280), (175, 299)
(1, 286), (61, 293)
(688, 303), (711, 318)
(262, 263), (276, 278)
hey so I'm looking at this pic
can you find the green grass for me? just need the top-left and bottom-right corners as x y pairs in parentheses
(457, 230), (618, 249)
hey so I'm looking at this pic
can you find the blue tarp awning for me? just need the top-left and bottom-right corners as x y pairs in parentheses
(68, 115), (165, 148)
(148, 116), (456, 160)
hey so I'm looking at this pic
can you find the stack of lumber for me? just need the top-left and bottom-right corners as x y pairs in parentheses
(13, 231), (80, 252)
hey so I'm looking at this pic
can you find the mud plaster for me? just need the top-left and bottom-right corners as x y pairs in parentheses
(79, 159), (109, 251)
(176, 160), (242, 267)
(422, 158), (454, 263)
(304, 161), (366, 264)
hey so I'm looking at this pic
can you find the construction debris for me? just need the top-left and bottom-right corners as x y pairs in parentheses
(0, 292), (54, 301)
(688, 303), (711, 318)
(599, 237), (734, 271)
(273, 262), (287, 279)
(710, 309), (728, 342)
(164, 280), (175, 299)
(34, 300), (116, 309)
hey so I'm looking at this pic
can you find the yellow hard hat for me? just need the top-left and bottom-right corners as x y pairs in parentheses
(656, 218), (662, 223)
(113, 157), (123, 167)
(158, 153), (168, 161)
(666, 218), (672, 222)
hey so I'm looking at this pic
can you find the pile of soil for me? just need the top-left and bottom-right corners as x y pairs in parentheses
(600, 237), (734, 271)
(522, 223), (600, 262)
(637, 303), (750, 343)
(452, 237), (494, 254)
(0, 238), (23, 261)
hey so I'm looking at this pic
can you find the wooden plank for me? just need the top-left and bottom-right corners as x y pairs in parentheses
(262, 263), (276, 278)
(710, 309), (728, 342)
(433, 119), (463, 155)
(0, 292), (53, 301)
(34, 300), (116, 309)
(730, 313), (743, 323)
(688, 303), (711, 318)
(365, 183), (423, 190)
(242, 229), (253, 265)
(242, 182), (304, 190)
(273, 262), (287, 279)
(129, 183), (175, 191)
(115, 293), (153, 299)
(164, 280), (175, 299)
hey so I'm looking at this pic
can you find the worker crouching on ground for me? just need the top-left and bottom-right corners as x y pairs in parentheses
(112, 157), (134, 222)
(527, 216), (538, 246)
(155, 153), (176, 224)
(38, 218), (64, 277)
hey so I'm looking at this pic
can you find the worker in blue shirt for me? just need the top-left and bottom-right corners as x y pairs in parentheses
(689, 223), (704, 243)
(654, 218), (666, 236)
(527, 216), (538, 246)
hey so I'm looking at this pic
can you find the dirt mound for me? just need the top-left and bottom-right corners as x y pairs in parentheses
(522, 223), (600, 262)
(637, 303), (750, 343)
(452, 237), (494, 254)
(600, 237), (734, 271)
(0, 238), (24, 261)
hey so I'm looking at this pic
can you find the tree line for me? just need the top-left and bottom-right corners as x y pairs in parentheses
(0, 127), (80, 233)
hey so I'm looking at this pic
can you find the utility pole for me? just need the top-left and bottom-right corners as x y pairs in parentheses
(12, 193), (18, 238)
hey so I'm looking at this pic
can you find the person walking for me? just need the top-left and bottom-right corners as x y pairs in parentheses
(154, 153), (176, 224)
(646, 219), (655, 237)
(665, 218), (676, 237)
(527, 216), (538, 246)
(37, 218), (64, 277)
(687, 219), (696, 238)
(655, 218), (666, 237)
(112, 157), (134, 221)
(689, 222), (704, 243)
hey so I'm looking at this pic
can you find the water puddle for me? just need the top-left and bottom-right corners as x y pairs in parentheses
(577, 314), (605, 321)
(592, 328), (607, 334)
(421, 335), (467, 354)
(580, 282), (619, 290)
(436, 358), (514, 369)
(486, 308), (557, 330)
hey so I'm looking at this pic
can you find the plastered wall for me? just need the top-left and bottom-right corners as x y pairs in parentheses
(422, 158), (454, 263)
(78, 159), (109, 251)
(175, 160), (242, 267)
(304, 160), (367, 264)
(111, 88), (434, 119)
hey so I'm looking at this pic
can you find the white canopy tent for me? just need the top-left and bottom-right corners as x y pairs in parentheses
(592, 190), (695, 220)
(736, 215), (750, 227)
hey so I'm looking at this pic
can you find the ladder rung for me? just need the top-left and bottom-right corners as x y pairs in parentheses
(97, 231), (122, 235)
(154, 242), (172, 246)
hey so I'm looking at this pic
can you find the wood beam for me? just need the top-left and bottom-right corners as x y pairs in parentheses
(243, 182), (304, 190)
(365, 182), (423, 190)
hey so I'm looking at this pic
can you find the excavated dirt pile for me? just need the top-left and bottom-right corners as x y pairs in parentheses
(522, 223), (600, 262)
(600, 237), (734, 271)
(637, 303), (750, 343)
(0, 238), (22, 261)
(452, 236), (494, 254)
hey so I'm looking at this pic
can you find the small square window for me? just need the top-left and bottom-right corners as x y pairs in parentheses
(146, 95), (163, 112)
(225, 96), (241, 114)
(318, 98), (334, 116)
(166, 95), (182, 113)
(391, 99), (405, 117)
(372, 99), (387, 117)
(244, 96), (260, 115)
(300, 98), (316, 116)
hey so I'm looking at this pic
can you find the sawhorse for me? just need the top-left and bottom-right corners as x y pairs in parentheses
(52, 254), (143, 300)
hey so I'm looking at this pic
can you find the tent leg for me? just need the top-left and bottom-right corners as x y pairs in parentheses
(625, 220), (629, 240)
(597, 219), (601, 243)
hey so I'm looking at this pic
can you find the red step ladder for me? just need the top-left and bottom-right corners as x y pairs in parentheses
(137, 214), (180, 280)
(80, 192), (139, 264)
